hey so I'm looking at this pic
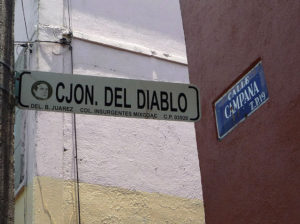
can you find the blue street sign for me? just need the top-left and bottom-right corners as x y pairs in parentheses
(215, 61), (269, 139)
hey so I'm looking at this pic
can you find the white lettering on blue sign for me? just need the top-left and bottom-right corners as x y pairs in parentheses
(224, 81), (259, 119)
(215, 61), (269, 139)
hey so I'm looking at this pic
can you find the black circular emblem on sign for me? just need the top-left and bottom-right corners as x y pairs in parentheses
(31, 81), (53, 100)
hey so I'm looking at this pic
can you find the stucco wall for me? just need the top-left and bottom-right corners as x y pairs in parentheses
(71, 0), (186, 58)
(15, 0), (204, 222)
(32, 176), (205, 224)
(180, 0), (300, 223)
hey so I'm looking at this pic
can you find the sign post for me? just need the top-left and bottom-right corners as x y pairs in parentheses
(215, 61), (269, 139)
(17, 71), (201, 122)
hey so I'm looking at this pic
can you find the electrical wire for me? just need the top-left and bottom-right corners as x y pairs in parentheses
(24, 111), (29, 224)
(15, 40), (61, 45)
(73, 112), (82, 224)
(18, 1), (80, 223)
(67, 0), (73, 31)
(69, 44), (81, 224)
(21, 0), (29, 41)
(71, 47), (82, 224)
(17, 1), (77, 223)
(66, 0), (81, 223)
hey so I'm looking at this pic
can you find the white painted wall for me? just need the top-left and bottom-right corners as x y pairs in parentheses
(38, 0), (186, 59)
(15, 0), (203, 200)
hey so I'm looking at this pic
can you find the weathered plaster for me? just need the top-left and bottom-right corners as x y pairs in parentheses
(33, 176), (205, 224)
(14, 0), (204, 222)
(32, 39), (202, 199)
(71, 0), (186, 57)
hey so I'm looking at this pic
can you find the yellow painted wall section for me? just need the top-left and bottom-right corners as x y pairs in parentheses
(30, 176), (205, 224)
